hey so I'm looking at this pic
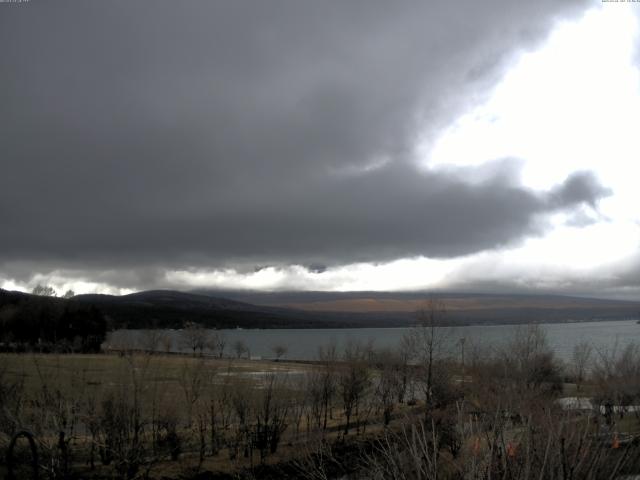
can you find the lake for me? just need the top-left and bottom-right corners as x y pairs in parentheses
(106, 319), (640, 363)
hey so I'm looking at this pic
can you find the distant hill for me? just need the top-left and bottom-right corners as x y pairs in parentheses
(3, 289), (640, 335)
(72, 290), (352, 329)
(0, 289), (390, 331)
(72, 290), (417, 328)
(193, 290), (640, 325)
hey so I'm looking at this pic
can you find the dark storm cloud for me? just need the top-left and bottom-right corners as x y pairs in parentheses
(548, 172), (611, 209)
(0, 0), (594, 282)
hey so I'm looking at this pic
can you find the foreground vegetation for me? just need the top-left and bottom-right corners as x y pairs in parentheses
(3, 304), (640, 478)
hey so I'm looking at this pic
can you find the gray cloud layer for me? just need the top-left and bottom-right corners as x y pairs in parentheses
(0, 0), (597, 286)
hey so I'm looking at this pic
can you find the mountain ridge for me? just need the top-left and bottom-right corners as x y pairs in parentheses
(2, 288), (640, 331)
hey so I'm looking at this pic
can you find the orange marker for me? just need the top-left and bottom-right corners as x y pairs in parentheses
(473, 437), (481, 456)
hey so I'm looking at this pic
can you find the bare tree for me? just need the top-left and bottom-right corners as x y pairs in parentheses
(181, 323), (209, 356)
(253, 373), (291, 460)
(209, 366), (237, 455)
(26, 356), (84, 478)
(372, 349), (402, 426)
(272, 344), (288, 361)
(571, 340), (593, 392)
(93, 353), (159, 479)
(359, 400), (637, 480)
(229, 381), (253, 462)
(338, 340), (371, 435)
(178, 358), (208, 427)
(233, 339), (249, 359)
(317, 341), (338, 432)
(0, 364), (25, 441)
(31, 284), (57, 297)
(288, 375), (310, 440)
(159, 331), (173, 354)
(206, 331), (226, 358)
(362, 419), (441, 480)
(403, 298), (450, 409)
(592, 341), (640, 421)
(139, 329), (163, 353)
(506, 323), (560, 391)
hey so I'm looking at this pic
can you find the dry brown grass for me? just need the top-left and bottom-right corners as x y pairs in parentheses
(0, 352), (315, 397)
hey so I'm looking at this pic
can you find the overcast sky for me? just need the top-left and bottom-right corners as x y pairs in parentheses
(2, 0), (640, 298)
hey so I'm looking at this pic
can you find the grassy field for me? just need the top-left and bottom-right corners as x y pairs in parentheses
(4, 349), (640, 479)
(1, 352), (314, 397)
(0, 352), (385, 478)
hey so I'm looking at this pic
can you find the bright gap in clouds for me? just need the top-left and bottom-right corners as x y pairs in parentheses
(418, 3), (640, 289)
(1, 273), (135, 297)
(164, 258), (465, 293)
(426, 5), (640, 193)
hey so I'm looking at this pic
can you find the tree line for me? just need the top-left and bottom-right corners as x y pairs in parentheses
(0, 288), (106, 353)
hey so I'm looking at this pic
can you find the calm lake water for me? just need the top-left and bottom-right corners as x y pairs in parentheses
(106, 319), (640, 363)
